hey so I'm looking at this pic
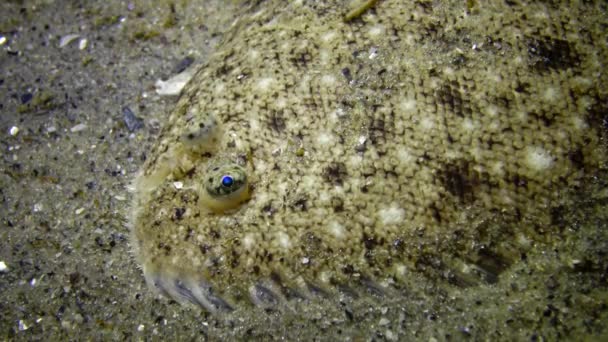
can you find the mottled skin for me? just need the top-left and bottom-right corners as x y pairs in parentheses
(131, 0), (607, 312)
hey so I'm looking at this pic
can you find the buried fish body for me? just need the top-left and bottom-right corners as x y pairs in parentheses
(130, 0), (608, 313)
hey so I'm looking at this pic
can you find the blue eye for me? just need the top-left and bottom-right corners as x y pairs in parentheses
(221, 175), (234, 187)
(201, 163), (250, 213)
(204, 163), (248, 198)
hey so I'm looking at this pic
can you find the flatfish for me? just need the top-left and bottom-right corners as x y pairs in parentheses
(130, 0), (608, 314)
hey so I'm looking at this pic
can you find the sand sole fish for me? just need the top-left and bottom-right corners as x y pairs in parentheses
(130, 0), (607, 314)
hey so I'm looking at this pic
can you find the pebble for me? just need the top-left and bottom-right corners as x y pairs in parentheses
(155, 69), (195, 96)
(59, 34), (80, 48)
(0, 35), (6, 45)
(20, 93), (33, 104)
(122, 107), (144, 132)
(9, 126), (19, 136)
(174, 56), (195, 74)
(70, 123), (87, 132)
(79, 38), (88, 50)
(0, 261), (7, 272)
(368, 46), (379, 59)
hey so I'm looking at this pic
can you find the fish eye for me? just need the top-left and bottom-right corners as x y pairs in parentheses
(200, 163), (250, 213)
(180, 113), (221, 153)
(221, 175), (234, 187)
(205, 165), (246, 197)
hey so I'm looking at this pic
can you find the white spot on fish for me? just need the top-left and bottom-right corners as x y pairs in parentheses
(461, 118), (477, 131)
(399, 98), (417, 114)
(316, 131), (334, 146)
(276, 232), (292, 249)
(214, 82), (225, 94)
(321, 31), (337, 42)
(419, 117), (435, 131)
(543, 86), (559, 102)
(397, 148), (415, 164)
(256, 77), (274, 92)
(491, 161), (504, 177)
(368, 25), (385, 37)
(525, 146), (554, 171)
(321, 74), (337, 86)
(485, 105), (499, 117)
(243, 233), (256, 250)
(395, 264), (407, 277)
(248, 49), (260, 61)
(327, 221), (345, 239)
(378, 204), (405, 225)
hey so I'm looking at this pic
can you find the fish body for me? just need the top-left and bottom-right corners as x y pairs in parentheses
(131, 0), (607, 313)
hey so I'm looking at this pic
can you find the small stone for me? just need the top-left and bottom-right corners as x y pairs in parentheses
(155, 69), (195, 96)
(20, 93), (33, 104)
(73, 314), (84, 324)
(9, 126), (19, 136)
(0, 261), (8, 272)
(122, 107), (144, 132)
(174, 56), (194, 74)
(368, 46), (379, 59)
(79, 38), (88, 50)
(173, 181), (183, 189)
(59, 34), (80, 48)
(18, 320), (29, 331)
(137, 324), (145, 332)
(61, 320), (71, 329)
(302, 257), (310, 264)
(379, 317), (390, 326)
(358, 135), (367, 145)
(75, 208), (85, 215)
(70, 123), (87, 132)
(0, 35), (6, 45)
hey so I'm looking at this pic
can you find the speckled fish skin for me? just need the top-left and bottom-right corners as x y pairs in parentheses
(131, 0), (607, 312)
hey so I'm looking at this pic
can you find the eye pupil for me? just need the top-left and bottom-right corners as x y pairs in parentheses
(221, 175), (234, 187)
